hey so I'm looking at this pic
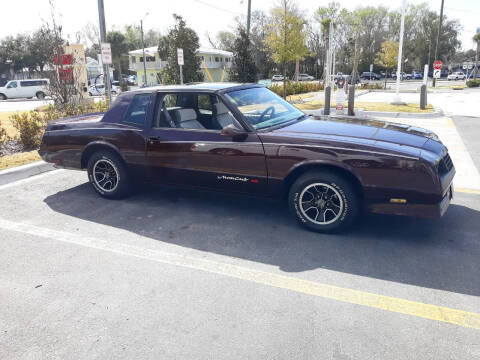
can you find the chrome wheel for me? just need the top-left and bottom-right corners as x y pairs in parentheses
(93, 159), (119, 192)
(299, 183), (344, 225)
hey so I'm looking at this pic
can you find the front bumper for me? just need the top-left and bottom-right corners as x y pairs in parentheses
(367, 184), (453, 218)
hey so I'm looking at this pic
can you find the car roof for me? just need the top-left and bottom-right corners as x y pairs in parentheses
(129, 82), (261, 94)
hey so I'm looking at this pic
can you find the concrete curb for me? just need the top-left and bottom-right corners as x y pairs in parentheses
(0, 160), (55, 186)
(304, 107), (444, 120)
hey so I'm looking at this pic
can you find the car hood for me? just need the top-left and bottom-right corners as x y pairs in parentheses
(262, 117), (443, 157)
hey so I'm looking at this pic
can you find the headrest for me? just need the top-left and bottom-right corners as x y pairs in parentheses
(174, 108), (196, 122)
(214, 102), (229, 115)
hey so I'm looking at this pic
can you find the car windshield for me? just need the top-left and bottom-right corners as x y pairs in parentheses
(225, 87), (304, 130)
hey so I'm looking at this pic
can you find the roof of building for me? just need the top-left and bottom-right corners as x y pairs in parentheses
(128, 46), (232, 57)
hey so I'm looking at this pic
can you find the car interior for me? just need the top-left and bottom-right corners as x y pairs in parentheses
(153, 93), (239, 131)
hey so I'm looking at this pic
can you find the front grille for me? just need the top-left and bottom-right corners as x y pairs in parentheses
(438, 152), (453, 176)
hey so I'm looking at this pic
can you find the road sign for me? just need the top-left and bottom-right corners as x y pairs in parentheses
(433, 69), (441, 79)
(100, 43), (112, 65)
(177, 48), (184, 66)
(433, 60), (442, 70)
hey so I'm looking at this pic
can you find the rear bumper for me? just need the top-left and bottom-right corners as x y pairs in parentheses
(367, 185), (453, 218)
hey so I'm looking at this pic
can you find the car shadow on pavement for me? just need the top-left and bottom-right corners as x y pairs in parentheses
(44, 183), (480, 297)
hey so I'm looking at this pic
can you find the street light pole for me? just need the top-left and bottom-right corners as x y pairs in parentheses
(393, 0), (406, 105)
(97, 0), (112, 105)
(140, 13), (149, 87)
(432, 0), (445, 87)
(246, 0), (252, 38)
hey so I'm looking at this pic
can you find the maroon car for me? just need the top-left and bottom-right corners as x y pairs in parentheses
(39, 83), (455, 232)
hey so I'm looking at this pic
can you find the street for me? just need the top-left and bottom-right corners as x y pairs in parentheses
(1, 114), (480, 358)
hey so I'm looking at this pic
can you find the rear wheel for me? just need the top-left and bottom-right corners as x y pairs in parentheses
(36, 91), (45, 100)
(288, 171), (360, 233)
(87, 150), (131, 199)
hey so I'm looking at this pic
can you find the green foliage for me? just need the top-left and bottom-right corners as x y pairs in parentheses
(375, 41), (399, 71)
(160, 14), (203, 84)
(229, 27), (257, 83)
(0, 123), (9, 147)
(270, 82), (324, 97)
(9, 101), (109, 149)
(466, 80), (480, 88)
(10, 111), (47, 148)
(265, 1), (310, 66)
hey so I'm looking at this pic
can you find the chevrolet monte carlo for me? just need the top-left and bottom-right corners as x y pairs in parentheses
(39, 83), (455, 232)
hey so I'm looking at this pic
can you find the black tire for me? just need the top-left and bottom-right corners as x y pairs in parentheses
(36, 91), (45, 100)
(288, 171), (360, 233)
(87, 150), (131, 199)
(111, 91), (117, 95)
(0, 93), (6, 100)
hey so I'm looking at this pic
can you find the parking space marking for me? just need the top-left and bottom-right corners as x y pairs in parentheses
(0, 169), (64, 191)
(455, 187), (480, 195)
(1, 217), (479, 331)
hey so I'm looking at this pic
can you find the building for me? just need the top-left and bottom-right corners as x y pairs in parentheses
(128, 46), (233, 86)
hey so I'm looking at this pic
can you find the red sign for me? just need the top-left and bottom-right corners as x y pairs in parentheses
(53, 54), (73, 65)
(433, 60), (443, 70)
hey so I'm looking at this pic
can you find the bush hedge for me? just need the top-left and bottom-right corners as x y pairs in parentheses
(8, 100), (109, 150)
(270, 81), (324, 97)
(466, 79), (480, 88)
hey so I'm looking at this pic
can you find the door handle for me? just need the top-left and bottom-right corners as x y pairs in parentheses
(148, 136), (161, 144)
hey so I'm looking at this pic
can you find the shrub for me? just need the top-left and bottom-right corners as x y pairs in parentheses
(270, 81), (325, 97)
(466, 79), (480, 88)
(9, 100), (109, 149)
(0, 124), (8, 147)
(360, 83), (384, 90)
(10, 111), (47, 149)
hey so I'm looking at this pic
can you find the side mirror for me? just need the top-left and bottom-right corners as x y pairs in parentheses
(221, 124), (248, 142)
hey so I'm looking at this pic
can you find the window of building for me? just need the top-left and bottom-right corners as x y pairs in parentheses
(215, 57), (220, 62)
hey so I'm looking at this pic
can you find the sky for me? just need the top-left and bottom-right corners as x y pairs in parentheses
(0, 0), (479, 50)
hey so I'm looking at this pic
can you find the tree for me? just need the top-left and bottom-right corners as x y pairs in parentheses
(106, 31), (128, 79)
(375, 40), (399, 73)
(474, 33), (480, 80)
(160, 14), (203, 84)
(229, 27), (257, 82)
(265, 0), (309, 97)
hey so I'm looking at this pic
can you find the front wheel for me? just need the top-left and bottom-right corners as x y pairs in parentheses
(288, 171), (360, 233)
(0, 94), (6, 100)
(36, 91), (45, 100)
(87, 150), (131, 199)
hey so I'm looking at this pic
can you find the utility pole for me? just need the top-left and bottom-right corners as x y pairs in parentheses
(97, 0), (112, 105)
(282, 0), (287, 99)
(141, 18), (147, 87)
(246, 0), (252, 38)
(432, 0), (445, 87)
(393, 0), (406, 104)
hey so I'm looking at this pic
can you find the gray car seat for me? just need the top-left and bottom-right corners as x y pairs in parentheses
(214, 102), (236, 129)
(173, 108), (205, 129)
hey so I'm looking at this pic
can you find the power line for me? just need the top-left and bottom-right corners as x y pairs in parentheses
(192, 0), (243, 16)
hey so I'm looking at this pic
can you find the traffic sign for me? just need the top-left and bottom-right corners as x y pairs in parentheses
(433, 69), (441, 79)
(100, 43), (112, 65)
(177, 48), (184, 66)
(433, 60), (442, 70)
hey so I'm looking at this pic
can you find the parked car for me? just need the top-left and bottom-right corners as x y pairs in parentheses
(411, 71), (423, 80)
(347, 74), (361, 84)
(272, 74), (285, 81)
(39, 83), (455, 233)
(298, 74), (314, 81)
(360, 72), (381, 80)
(447, 72), (466, 81)
(88, 83), (120, 96)
(0, 79), (49, 100)
(392, 72), (411, 80)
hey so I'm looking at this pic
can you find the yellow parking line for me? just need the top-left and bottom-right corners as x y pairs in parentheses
(455, 187), (480, 195)
(1, 217), (479, 331)
(446, 117), (455, 127)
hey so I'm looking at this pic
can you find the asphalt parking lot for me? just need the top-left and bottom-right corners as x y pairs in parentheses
(1, 166), (480, 359)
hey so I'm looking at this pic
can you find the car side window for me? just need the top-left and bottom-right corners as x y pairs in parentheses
(123, 93), (151, 126)
(7, 81), (17, 89)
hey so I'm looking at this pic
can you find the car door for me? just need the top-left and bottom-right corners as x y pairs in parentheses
(145, 92), (268, 194)
(5, 81), (19, 98)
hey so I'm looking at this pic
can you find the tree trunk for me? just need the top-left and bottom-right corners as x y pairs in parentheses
(295, 58), (299, 82)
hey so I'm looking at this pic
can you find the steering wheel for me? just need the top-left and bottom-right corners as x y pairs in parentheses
(258, 106), (275, 123)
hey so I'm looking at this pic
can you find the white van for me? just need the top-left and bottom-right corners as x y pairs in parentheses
(0, 79), (49, 100)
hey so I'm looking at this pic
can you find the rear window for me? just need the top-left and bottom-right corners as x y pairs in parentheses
(123, 93), (151, 126)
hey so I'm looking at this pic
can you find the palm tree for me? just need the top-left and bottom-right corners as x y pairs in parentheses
(474, 33), (480, 80)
